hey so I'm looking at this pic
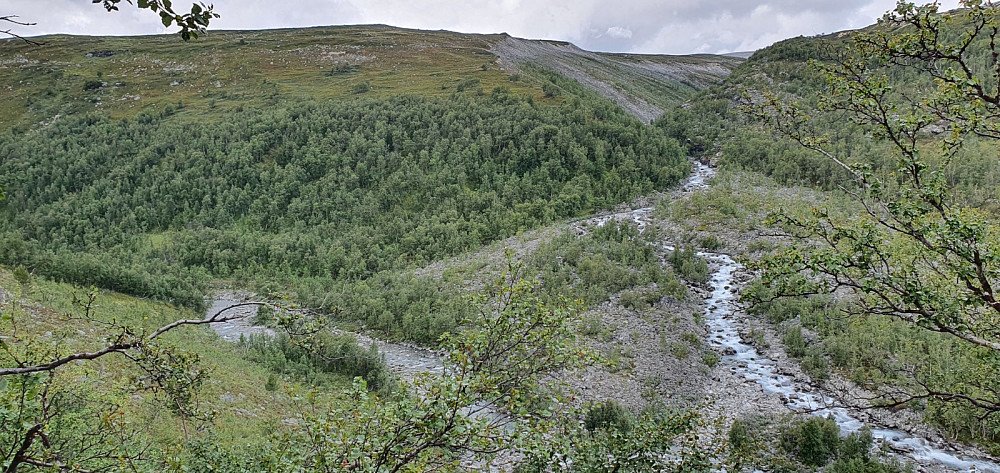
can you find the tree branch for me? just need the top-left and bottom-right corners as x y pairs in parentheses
(0, 301), (271, 377)
(0, 15), (42, 45)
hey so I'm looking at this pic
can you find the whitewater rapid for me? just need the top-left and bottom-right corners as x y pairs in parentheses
(587, 161), (998, 471)
(672, 163), (999, 472)
(700, 252), (999, 472)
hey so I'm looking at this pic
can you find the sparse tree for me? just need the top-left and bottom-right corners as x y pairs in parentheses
(747, 0), (1000, 418)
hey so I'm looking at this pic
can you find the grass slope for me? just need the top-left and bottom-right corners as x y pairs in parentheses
(0, 24), (740, 130)
(0, 267), (342, 452)
(0, 25), (537, 129)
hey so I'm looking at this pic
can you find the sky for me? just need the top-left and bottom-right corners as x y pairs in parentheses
(3, 0), (963, 54)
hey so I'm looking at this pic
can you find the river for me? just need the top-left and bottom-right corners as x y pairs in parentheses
(205, 161), (999, 471)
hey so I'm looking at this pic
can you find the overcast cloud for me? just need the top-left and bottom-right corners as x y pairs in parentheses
(4, 0), (961, 54)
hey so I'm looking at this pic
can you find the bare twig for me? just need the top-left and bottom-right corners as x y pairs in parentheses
(0, 15), (42, 45)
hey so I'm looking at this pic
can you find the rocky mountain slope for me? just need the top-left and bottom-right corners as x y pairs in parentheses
(492, 36), (740, 122)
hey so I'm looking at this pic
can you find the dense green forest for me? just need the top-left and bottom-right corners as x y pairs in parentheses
(0, 84), (688, 311)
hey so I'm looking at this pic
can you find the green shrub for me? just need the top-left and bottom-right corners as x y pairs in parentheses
(542, 82), (561, 98)
(669, 245), (709, 284)
(326, 63), (359, 75)
(698, 234), (723, 250)
(729, 419), (753, 452)
(746, 285), (835, 325)
(702, 351), (720, 368)
(580, 315), (602, 336)
(619, 290), (645, 310)
(671, 342), (690, 359)
(838, 427), (873, 462)
(584, 400), (633, 433)
(352, 81), (371, 93)
(782, 325), (807, 358)
(606, 346), (635, 372)
(802, 350), (829, 382)
(240, 332), (395, 394)
(620, 289), (662, 310)
(780, 416), (840, 467)
(252, 305), (274, 326)
(825, 338), (853, 368)
(680, 332), (701, 346)
(12, 265), (31, 289)
(748, 329), (769, 348)
(455, 78), (480, 92)
(829, 428), (913, 473)
(531, 222), (684, 307)
(746, 239), (776, 253)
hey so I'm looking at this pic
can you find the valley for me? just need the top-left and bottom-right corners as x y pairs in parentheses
(2, 2), (1000, 471)
(204, 161), (1000, 471)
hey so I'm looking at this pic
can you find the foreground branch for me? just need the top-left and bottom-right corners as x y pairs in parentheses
(0, 301), (270, 377)
(0, 15), (42, 45)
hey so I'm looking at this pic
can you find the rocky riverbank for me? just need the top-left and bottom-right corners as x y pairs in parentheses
(203, 160), (999, 471)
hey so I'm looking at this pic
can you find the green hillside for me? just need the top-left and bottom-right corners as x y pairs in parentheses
(0, 24), (742, 342)
(0, 24), (739, 131)
(0, 268), (367, 463)
(662, 21), (1000, 199)
(0, 25), (532, 129)
(0, 23), (745, 472)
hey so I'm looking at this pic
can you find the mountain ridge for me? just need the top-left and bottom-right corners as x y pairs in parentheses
(0, 24), (742, 128)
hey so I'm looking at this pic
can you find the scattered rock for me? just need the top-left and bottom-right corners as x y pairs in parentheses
(85, 51), (117, 58)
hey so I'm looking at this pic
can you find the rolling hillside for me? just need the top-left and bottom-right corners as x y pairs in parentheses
(0, 24), (741, 129)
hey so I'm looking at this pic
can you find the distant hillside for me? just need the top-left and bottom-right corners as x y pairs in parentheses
(0, 24), (741, 129)
(657, 31), (873, 189)
(492, 36), (742, 122)
(659, 24), (998, 198)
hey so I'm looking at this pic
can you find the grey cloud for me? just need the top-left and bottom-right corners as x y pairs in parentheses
(3, 0), (962, 54)
(605, 26), (632, 39)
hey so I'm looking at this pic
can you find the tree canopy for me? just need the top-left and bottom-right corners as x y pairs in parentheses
(0, 89), (687, 313)
(94, 1), (218, 40)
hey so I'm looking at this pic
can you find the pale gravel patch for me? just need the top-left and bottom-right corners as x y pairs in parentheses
(490, 36), (739, 123)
